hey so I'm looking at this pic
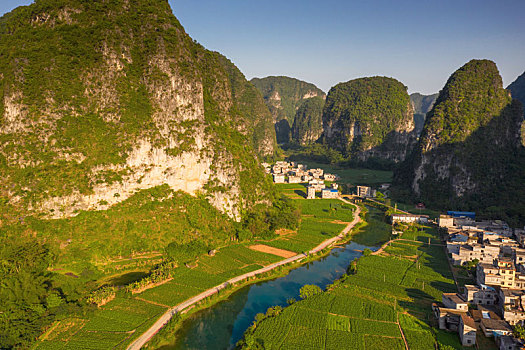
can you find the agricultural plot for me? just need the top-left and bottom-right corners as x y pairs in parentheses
(245, 218), (457, 349)
(36, 299), (163, 349)
(295, 199), (355, 222)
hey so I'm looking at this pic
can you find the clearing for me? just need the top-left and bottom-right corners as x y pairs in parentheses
(249, 244), (297, 258)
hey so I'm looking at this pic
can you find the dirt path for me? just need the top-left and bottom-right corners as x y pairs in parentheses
(127, 198), (362, 350)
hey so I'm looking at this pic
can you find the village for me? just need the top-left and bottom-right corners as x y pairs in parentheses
(418, 210), (525, 349)
(267, 161), (525, 349)
(263, 161), (340, 199)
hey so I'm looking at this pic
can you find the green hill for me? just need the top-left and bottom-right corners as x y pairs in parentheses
(290, 96), (325, 145)
(410, 92), (438, 135)
(395, 59), (525, 224)
(322, 76), (416, 162)
(0, 0), (276, 221)
(251, 76), (325, 143)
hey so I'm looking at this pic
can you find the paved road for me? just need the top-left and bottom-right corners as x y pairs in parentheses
(127, 199), (362, 350)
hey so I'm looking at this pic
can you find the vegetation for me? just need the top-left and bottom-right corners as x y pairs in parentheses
(238, 215), (458, 350)
(251, 76), (325, 144)
(291, 96), (325, 145)
(322, 76), (416, 161)
(0, 0), (276, 222)
(395, 59), (525, 226)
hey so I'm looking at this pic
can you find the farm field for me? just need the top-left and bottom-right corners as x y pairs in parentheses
(241, 220), (465, 350)
(36, 196), (356, 349)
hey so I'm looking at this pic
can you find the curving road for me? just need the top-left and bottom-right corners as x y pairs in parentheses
(127, 199), (361, 350)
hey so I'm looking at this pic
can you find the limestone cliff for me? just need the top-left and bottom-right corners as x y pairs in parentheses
(396, 60), (524, 211)
(0, 0), (276, 220)
(290, 96), (324, 145)
(251, 76), (325, 143)
(322, 77), (416, 162)
(410, 92), (438, 135)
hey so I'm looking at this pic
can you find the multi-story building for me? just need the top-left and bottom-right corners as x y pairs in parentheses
(499, 289), (525, 325)
(391, 214), (429, 224)
(321, 188), (339, 199)
(273, 173), (285, 183)
(463, 284), (498, 306)
(356, 185), (374, 198)
(309, 179), (325, 191)
(477, 259), (516, 289)
(451, 244), (500, 266)
(307, 186), (316, 199)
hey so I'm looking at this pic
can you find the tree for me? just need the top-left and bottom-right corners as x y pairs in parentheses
(299, 284), (322, 299)
(514, 324), (525, 340)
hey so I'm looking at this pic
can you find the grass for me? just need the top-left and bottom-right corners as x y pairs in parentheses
(243, 211), (459, 349)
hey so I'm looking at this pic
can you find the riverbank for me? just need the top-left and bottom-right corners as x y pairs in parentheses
(127, 201), (362, 350)
(240, 215), (461, 350)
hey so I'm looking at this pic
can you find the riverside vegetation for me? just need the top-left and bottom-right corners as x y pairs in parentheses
(238, 206), (461, 350)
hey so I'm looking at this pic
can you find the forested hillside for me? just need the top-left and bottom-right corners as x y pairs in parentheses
(395, 60), (525, 224)
(251, 76), (325, 143)
(322, 77), (417, 162)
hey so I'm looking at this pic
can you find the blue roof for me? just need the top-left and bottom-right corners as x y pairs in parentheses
(447, 211), (476, 219)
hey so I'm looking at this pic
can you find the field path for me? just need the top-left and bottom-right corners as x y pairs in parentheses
(127, 198), (361, 350)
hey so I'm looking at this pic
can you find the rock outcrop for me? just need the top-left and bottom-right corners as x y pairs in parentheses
(251, 76), (325, 143)
(290, 96), (324, 145)
(410, 92), (438, 135)
(0, 0), (276, 220)
(322, 76), (416, 162)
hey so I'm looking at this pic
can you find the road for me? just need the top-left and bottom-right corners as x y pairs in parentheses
(127, 198), (362, 350)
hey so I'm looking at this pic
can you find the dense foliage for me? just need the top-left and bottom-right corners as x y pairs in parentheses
(290, 96), (325, 145)
(251, 76), (325, 143)
(322, 76), (416, 162)
(395, 59), (525, 225)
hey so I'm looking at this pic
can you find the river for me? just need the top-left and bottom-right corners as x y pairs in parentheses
(159, 206), (387, 350)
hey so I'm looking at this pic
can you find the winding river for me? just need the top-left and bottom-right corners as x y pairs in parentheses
(159, 206), (386, 350)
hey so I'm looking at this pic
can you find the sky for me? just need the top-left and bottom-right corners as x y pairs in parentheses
(1, 0), (525, 94)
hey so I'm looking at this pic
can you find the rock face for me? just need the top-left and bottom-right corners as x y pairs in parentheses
(410, 93), (438, 135)
(251, 76), (325, 143)
(0, 0), (276, 220)
(291, 96), (324, 145)
(322, 77), (417, 162)
(508, 71), (525, 118)
(396, 60), (524, 208)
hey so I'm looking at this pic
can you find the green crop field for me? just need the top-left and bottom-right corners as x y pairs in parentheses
(36, 196), (356, 349)
(240, 216), (461, 349)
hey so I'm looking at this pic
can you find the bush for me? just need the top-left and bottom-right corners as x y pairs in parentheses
(299, 284), (322, 299)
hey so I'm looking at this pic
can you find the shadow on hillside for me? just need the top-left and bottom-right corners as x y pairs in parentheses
(294, 190), (306, 198)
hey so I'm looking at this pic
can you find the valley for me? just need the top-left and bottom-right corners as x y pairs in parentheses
(0, 1), (524, 350)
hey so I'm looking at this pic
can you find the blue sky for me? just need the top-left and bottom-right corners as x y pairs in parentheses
(2, 0), (524, 94)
